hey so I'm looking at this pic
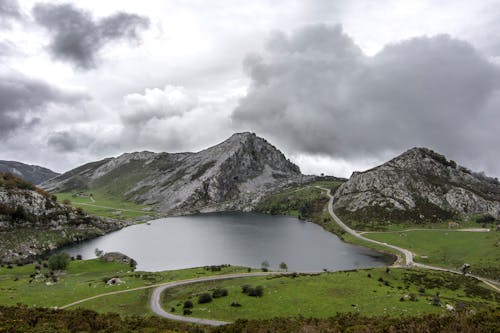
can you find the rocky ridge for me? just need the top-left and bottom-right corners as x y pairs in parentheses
(333, 147), (500, 223)
(42, 132), (308, 214)
(0, 160), (59, 185)
(0, 173), (130, 262)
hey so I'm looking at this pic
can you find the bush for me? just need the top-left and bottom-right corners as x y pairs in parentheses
(183, 300), (193, 309)
(248, 285), (264, 297)
(212, 288), (228, 298)
(48, 253), (70, 271)
(12, 206), (27, 222)
(476, 214), (495, 224)
(183, 308), (192, 315)
(241, 284), (252, 294)
(198, 293), (212, 304)
(230, 302), (242, 307)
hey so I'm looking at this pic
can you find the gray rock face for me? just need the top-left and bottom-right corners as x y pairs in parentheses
(42, 132), (306, 214)
(333, 148), (500, 221)
(0, 187), (128, 262)
(0, 160), (59, 185)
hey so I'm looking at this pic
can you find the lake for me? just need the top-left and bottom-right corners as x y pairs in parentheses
(62, 212), (393, 272)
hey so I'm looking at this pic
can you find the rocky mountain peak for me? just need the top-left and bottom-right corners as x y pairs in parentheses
(41, 133), (306, 214)
(334, 147), (500, 223)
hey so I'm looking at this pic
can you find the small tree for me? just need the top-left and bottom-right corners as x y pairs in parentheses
(48, 253), (70, 271)
(279, 262), (288, 271)
(198, 293), (212, 304)
(261, 260), (270, 272)
(183, 300), (194, 309)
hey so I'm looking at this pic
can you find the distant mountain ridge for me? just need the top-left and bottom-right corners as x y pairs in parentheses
(0, 160), (59, 185)
(333, 147), (500, 225)
(42, 132), (308, 214)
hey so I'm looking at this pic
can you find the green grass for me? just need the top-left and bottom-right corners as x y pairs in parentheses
(55, 190), (154, 220)
(364, 230), (500, 280)
(163, 268), (498, 321)
(0, 259), (249, 312)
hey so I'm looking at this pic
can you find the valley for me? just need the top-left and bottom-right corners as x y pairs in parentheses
(0, 134), (498, 332)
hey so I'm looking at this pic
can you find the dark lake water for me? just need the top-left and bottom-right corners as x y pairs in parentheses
(62, 213), (392, 272)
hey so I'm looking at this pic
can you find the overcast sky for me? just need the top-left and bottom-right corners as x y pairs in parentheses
(1, 0), (499, 177)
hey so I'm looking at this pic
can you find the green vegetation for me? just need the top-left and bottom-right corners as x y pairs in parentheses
(364, 230), (500, 280)
(0, 305), (497, 333)
(256, 180), (344, 236)
(0, 259), (249, 312)
(55, 190), (154, 220)
(48, 253), (71, 271)
(163, 268), (497, 321)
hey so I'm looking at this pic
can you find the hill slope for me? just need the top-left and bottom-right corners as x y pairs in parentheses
(0, 160), (59, 185)
(41, 133), (306, 214)
(0, 173), (128, 262)
(333, 147), (500, 225)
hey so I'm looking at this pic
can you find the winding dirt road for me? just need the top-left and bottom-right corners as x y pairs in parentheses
(316, 186), (500, 292)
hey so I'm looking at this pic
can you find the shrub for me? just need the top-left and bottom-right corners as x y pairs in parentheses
(241, 284), (252, 294)
(76, 254), (83, 260)
(248, 285), (264, 297)
(48, 253), (70, 271)
(230, 302), (242, 307)
(212, 288), (228, 298)
(198, 293), (212, 304)
(183, 308), (192, 315)
(12, 206), (27, 222)
(183, 300), (193, 309)
(476, 214), (495, 224)
(432, 294), (441, 306)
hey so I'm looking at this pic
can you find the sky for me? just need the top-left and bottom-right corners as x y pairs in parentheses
(0, 0), (499, 178)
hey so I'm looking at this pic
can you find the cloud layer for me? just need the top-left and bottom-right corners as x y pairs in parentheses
(0, 0), (21, 28)
(0, 70), (87, 137)
(233, 24), (500, 174)
(32, 3), (150, 69)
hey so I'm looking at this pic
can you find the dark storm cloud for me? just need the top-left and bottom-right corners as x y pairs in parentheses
(32, 3), (150, 69)
(232, 24), (500, 174)
(0, 0), (22, 27)
(0, 71), (87, 137)
(47, 130), (93, 152)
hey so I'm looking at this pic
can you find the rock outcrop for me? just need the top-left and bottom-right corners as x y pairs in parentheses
(42, 132), (307, 214)
(0, 173), (129, 263)
(0, 160), (59, 185)
(333, 148), (500, 223)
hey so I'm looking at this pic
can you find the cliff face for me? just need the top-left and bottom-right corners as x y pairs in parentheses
(0, 174), (128, 262)
(333, 148), (500, 223)
(42, 132), (306, 214)
(0, 160), (59, 185)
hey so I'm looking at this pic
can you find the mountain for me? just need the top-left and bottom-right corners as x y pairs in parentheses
(333, 147), (500, 225)
(41, 132), (306, 214)
(0, 172), (128, 263)
(0, 160), (59, 185)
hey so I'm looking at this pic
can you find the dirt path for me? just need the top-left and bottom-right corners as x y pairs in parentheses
(316, 186), (500, 292)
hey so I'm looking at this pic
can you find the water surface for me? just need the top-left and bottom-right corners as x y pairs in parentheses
(63, 213), (392, 271)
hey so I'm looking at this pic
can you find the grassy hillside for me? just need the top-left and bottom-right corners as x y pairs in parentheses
(256, 180), (345, 235)
(55, 190), (154, 220)
(0, 259), (248, 310)
(163, 268), (497, 321)
(364, 230), (500, 280)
